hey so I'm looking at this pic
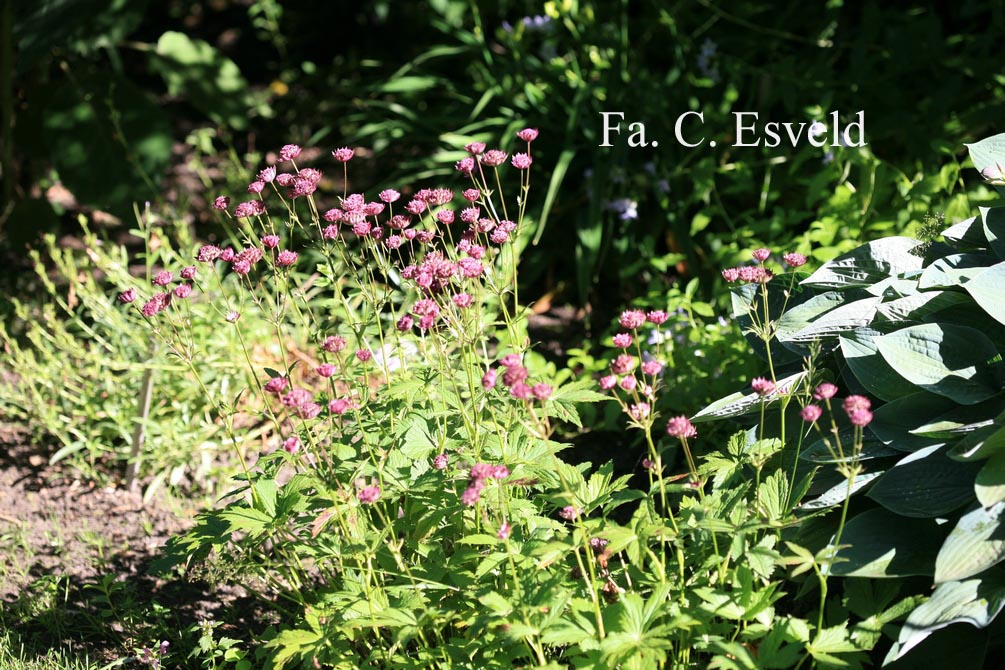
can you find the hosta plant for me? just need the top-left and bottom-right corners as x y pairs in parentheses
(697, 133), (1005, 667)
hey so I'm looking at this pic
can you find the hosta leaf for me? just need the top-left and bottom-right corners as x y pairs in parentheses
(866, 445), (980, 517)
(934, 502), (1005, 583)
(775, 290), (862, 343)
(830, 508), (944, 577)
(691, 372), (807, 423)
(916, 253), (993, 290)
(966, 134), (1005, 183)
(800, 430), (898, 463)
(785, 296), (883, 342)
(869, 390), (954, 451)
(874, 324), (1001, 405)
(941, 215), (987, 249)
(888, 566), (1005, 662)
(910, 396), (1005, 438)
(875, 291), (969, 323)
(976, 453), (1005, 507)
(978, 206), (1005, 259)
(801, 237), (924, 289)
(840, 328), (919, 402)
(801, 472), (883, 510)
(948, 423), (1005, 461)
(963, 261), (1005, 326)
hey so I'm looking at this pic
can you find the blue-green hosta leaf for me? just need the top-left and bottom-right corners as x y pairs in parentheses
(865, 275), (921, 298)
(911, 396), (1005, 438)
(801, 472), (883, 510)
(963, 262), (1005, 326)
(866, 445), (980, 517)
(801, 237), (924, 289)
(840, 328), (920, 402)
(875, 291), (970, 323)
(978, 206), (1005, 259)
(976, 453), (1005, 507)
(869, 390), (954, 451)
(874, 324), (1001, 405)
(966, 134), (1005, 179)
(829, 508), (945, 577)
(941, 215), (988, 250)
(935, 502), (1005, 583)
(691, 371), (807, 423)
(917, 253), (996, 290)
(888, 565), (1005, 661)
(786, 296), (883, 343)
(800, 430), (899, 463)
(775, 290), (861, 343)
(948, 423), (1005, 461)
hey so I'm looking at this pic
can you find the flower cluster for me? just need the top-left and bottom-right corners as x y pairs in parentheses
(721, 246), (807, 284)
(461, 462), (510, 506)
(800, 382), (873, 427)
(486, 353), (552, 402)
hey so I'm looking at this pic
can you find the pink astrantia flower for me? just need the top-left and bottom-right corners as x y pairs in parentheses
(629, 402), (651, 420)
(323, 208), (343, 223)
(234, 200), (266, 218)
(332, 147), (354, 162)
(558, 506), (580, 521)
(455, 157), (475, 174)
(619, 310), (646, 329)
(225, 310), (240, 323)
(118, 288), (136, 304)
(511, 153), (532, 169)
(721, 267), (741, 282)
(180, 266), (197, 279)
(276, 250), (298, 267)
(219, 248), (235, 262)
(610, 354), (635, 375)
(481, 149), (508, 167)
(141, 294), (169, 317)
(258, 166), (276, 183)
(212, 195), (230, 211)
(153, 271), (173, 286)
(316, 363), (336, 378)
(462, 188), (480, 202)
(283, 436), (300, 453)
(619, 376), (637, 391)
(843, 395), (872, 413)
(275, 172), (294, 186)
(532, 383), (553, 400)
(356, 349), (372, 362)
(379, 189), (400, 203)
(613, 333), (633, 348)
(329, 398), (350, 415)
(173, 284), (192, 299)
(465, 141), (486, 155)
(278, 144), (301, 162)
(641, 360), (663, 376)
(261, 234), (280, 249)
(510, 382), (532, 400)
(801, 404), (822, 422)
(436, 209), (455, 225)
(666, 415), (697, 439)
(783, 252), (807, 268)
(752, 248), (771, 262)
(598, 375), (617, 390)
(231, 259), (251, 275)
(282, 388), (313, 408)
(357, 486), (381, 504)
(813, 383), (839, 400)
(396, 314), (414, 331)
(322, 224), (338, 240)
(751, 377), (775, 396)
(646, 310), (670, 325)
(322, 335), (347, 353)
(848, 408), (873, 427)
(432, 453), (448, 470)
(497, 522), (511, 540)
(197, 245), (222, 262)
(452, 293), (473, 308)
(248, 180), (265, 194)
(297, 402), (322, 420)
(264, 377), (288, 394)
(461, 484), (483, 506)
(516, 128), (539, 142)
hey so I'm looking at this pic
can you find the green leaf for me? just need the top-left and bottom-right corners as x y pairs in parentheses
(875, 291), (969, 323)
(963, 262), (1005, 326)
(691, 371), (807, 423)
(533, 148), (576, 245)
(786, 297), (883, 343)
(840, 328), (919, 402)
(934, 502), (1005, 583)
(830, 508), (944, 578)
(916, 253), (993, 290)
(966, 134), (1005, 179)
(874, 324), (1001, 405)
(801, 237), (924, 289)
(976, 452), (1005, 507)
(866, 446), (980, 517)
(220, 506), (273, 536)
(978, 206), (1005, 258)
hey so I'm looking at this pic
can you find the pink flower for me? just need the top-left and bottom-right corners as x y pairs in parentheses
(316, 363), (336, 378)
(275, 173), (294, 186)
(843, 395), (872, 413)
(801, 405), (822, 422)
(234, 200), (266, 218)
(510, 382), (532, 400)
(197, 245), (222, 262)
(329, 398), (350, 415)
(482, 369), (497, 390)
(356, 349), (372, 362)
(219, 248), (235, 262)
(248, 180), (265, 194)
(297, 402), (322, 419)
(455, 157), (475, 174)
(465, 141), (486, 155)
(283, 436), (300, 453)
(558, 505), (580, 521)
(323, 208), (343, 223)
(173, 284), (192, 299)
(511, 153), (532, 169)
(492, 465), (510, 479)
(180, 266), (197, 279)
(752, 248), (771, 262)
(231, 259), (251, 275)
(502, 365), (529, 387)
(140, 294), (167, 317)
(261, 234), (280, 249)
(641, 360), (663, 376)
(461, 484), (482, 506)
(322, 335), (347, 353)
(499, 353), (522, 368)
(848, 408), (873, 427)
(432, 454), (448, 470)
(629, 402), (651, 420)
(598, 375), (617, 390)
(462, 188), (480, 201)
(783, 252), (807, 268)
(276, 250), (298, 267)
(666, 416), (697, 439)
(282, 388), (313, 408)
(258, 166), (276, 183)
(436, 209), (455, 225)
(332, 147), (354, 162)
(813, 383), (839, 400)
(212, 196), (230, 211)
(721, 267), (741, 282)
(322, 224), (338, 240)
(118, 288), (136, 304)
(619, 310), (646, 330)
(278, 144), (301, 162)
(610, 354), (635, 375)
(497, 523), (511, 540)
(452, 293), (473, 308)
(516, 128), (539, 142)
(397, 315), (414, 331)
(460, 207), (480, 223)
(264, 377), (288, 394)
(153, 271), (173, 286)
(225, 310), (240, 322)
(357, 486), (381, 504)
(377, 189), (399, 203)
(613, 333), (633, 348)
(641, 458), (656, 471)
(646, 310), (669, 325)
(481, 149), (508, 167)
(751, 377), (775, 396)
(619, 376), (637, 391)
(532, 383), (553, 400)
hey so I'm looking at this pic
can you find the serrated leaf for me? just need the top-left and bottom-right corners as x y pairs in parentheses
(934, 502), (1005, 583)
